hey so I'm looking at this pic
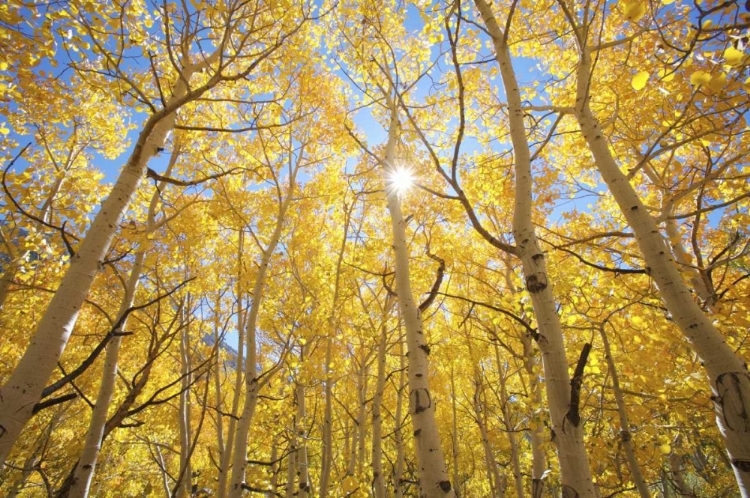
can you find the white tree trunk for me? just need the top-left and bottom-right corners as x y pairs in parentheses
(522, 331), (548, 497)
(473, 371), (503, 497)
(574, 43), (750, 496)
(67, 151), (176, 498)
(0, 66), (199, 463)
(383, 102), (455, 498)
(228, 171), (296, 498)
(218, 234), (247, 498)
(496, 350), (524, 498)
(394, 334), (406, 498)
(598, 323), (650, 498)
(177, 302), (193, 498)
(371, 317), (388, 498)
(474, 2), (598, 495)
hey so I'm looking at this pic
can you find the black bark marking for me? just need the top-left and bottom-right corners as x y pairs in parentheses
(532, 479), (544, 498)
(419, 344), (431, 355)
(562, 485), (580, 498)
(526, 273), (548, 293)
(566, 343), (592, 428)
(439, 480), (452, 492)
(412, 388), (432, 414)
(714, 371), (750, 432)
(732, 459), (750, 472)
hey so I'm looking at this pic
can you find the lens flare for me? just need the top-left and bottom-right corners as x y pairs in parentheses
(387, 166), (414, 195)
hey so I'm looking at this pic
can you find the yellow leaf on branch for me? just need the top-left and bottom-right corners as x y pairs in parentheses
(631, 71), (649, 90)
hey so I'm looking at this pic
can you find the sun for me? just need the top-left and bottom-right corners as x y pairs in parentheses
(387, 166), (415, 196)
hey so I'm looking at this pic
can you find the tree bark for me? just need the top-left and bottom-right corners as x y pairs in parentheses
(371, 312), (389, 498)
(474, 1), (598, 495)
(217, 233), (247, 498)
(0, 61), (203, 463)
(227, 167), (296, 498)
(573, 40), (750, 496)
(383, 100), (455, 498)
(599, 322), (650, 498)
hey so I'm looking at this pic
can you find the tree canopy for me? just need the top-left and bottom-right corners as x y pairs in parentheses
(0, 0), (749, 497)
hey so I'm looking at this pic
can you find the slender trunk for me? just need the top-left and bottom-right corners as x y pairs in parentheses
(269, 438), (280, 495)
(218, 234), (247, 497)
(319, 339), (334, 495)
(598, 324), (650, 498)
(394, 335), (406, 498)
(212, 294), (225, 479)
(496, 352), (524, 498)
(228, 173), (296, 498)
(285, 435), (297, 498)
(67, 152), (176, 498)
(450, 369), (460, 498)
(320, 204), (351, 498)
(574, 42), (750, 495)
(474, 1), (597, 495)
(473, 372), (503, 497)
(522, 332), (548, 497)
(371, 318), (388, 498)
(176, 302), (193, 498)
(357, 363), (368, 479)
(0, 65), (200, 463)
(384, 100), (454, 498)
(345, 415), (355, 476)
(296, 357), (310, 497)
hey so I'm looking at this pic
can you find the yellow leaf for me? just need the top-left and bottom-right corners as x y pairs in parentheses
(662, 0), (674, 4)
(724, 47), (744, 66)
(631, 71), (650, 90)
(659, 443), (671, 455)
(0, 61), (7, 71)
(623, 2), (647, 22)
(709, 72), (727, 92)
(0, 125), (8, 135)
(744, 77), (750, 92)
(690, 71), (711, 86)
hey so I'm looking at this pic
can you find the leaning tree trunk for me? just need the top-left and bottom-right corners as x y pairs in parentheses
(574, 41), (750, 495)
(598, 322), (650, 498)
(474, 1), (598, 495)
(383, 99), (455, 498)
(0, 56), (214, 463)
(67, 148), (181, 498)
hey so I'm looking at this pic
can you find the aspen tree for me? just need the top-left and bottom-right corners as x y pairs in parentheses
(382, 99), (455, 497)
(432, 1), (599, 494)
(65, 167), (169, 498)
(0, 0), (309, 463)
(556, 4), (750, 493)
(227, 156), (298, 498)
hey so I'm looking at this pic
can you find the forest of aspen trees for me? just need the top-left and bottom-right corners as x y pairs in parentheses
(0, 0), (749, 496)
